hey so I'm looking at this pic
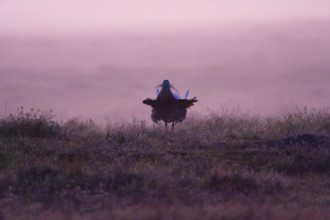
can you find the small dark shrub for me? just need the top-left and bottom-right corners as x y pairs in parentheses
(0, 152), (11, 170)
(109, 171), (144, 195)
(15, 167), (60, 194)
(112, 132), (126, 144)
(276, 154), (313, 175)
(207, 174), (258, 194)
(0, 107), (60, 138)
(276, 151), (330, 175)
(61, 118), (101, 140)
(313, 154), (330, 173)
(178, 175), (194, 188)
(12, 166), (64, 203)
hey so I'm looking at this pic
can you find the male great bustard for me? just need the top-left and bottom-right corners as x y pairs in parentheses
(143, 80), (198, 132)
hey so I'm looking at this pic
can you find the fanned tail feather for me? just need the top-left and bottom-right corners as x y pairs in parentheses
(176, 97), (198, 109)
(143, 98), (157, 108)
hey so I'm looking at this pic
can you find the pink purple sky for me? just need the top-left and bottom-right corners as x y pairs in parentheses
(1, 0), (330, 34)
(1, 1), (330, 122)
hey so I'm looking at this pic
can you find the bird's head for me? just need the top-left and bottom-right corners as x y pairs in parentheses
(156, 80), (172, 94)
(162, 80), (171, 90)
(156, 80), (180, 98)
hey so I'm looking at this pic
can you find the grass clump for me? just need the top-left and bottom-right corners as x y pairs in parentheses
(109, 171), (145, 195)
(275, 149), (330, 175)
(207, 173), (258, 193)
(0, 107), (60, 138)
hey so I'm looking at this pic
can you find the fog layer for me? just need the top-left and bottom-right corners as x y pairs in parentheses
(1, 21), (330, 122)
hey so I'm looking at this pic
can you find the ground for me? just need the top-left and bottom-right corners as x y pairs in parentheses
(0, 108), (330, 219)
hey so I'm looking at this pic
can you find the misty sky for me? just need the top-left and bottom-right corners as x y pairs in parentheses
(1, 1), (330, 123)
(1, 0), (330, 34)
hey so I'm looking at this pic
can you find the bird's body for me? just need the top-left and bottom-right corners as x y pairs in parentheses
(143, 80), (197, 132)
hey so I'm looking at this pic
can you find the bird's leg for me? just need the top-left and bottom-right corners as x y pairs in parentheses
(171, 122), (175, 132)
(165, 122), (168, 133)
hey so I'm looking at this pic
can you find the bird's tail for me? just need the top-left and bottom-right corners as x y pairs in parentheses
(176, 97), (198, 109)
(143, 98), (157, 107)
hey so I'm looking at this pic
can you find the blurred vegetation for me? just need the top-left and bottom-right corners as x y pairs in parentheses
(0, 107), (60, 138)
(0, 107), (330, 219)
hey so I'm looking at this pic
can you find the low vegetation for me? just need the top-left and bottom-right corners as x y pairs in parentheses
(0, 107), (330, 219)
(0, 107), (60, 138)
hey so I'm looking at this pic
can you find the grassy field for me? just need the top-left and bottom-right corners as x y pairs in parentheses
(0, 107), (330, 219)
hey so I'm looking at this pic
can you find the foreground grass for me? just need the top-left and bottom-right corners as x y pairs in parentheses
(0, 108), (330, 219)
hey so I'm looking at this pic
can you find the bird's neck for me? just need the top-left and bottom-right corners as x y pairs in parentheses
(157, 88), (175, 100)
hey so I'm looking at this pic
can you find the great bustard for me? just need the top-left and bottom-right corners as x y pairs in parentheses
(143, 80), (197, 132)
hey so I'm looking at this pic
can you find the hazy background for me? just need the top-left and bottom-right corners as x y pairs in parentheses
(1, 0), (330, 123)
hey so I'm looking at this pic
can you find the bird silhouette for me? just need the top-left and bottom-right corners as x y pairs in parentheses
(143, 80), (197, 132)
